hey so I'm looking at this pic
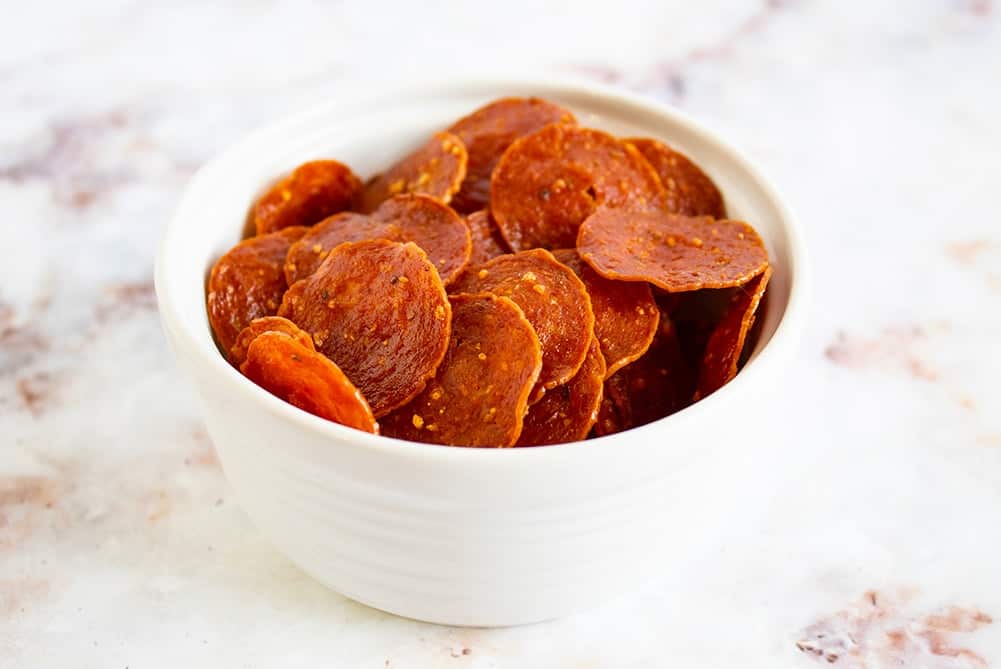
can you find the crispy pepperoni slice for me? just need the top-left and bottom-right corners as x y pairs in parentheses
(577, 209), (768, 292)
(490, 125), (665, 251)
(450, 249), (594, 402)
(229, 316), (315, 367)
(278, 239), (451, 417)
(241, 331), (377, 433)
(465, 210), (509, 266)
(694, 266), (771, 399)
(284, 194), (471, 285)
(381, 293), (542, 447)
(447, 97), (576, 213)
(517, 336), (604, 446)
(207, 226), (307, 353)
(358, 132), (467, 213)
(552, 248), (659, 378)
(594, 313), (694, 436)
(626, 137), (725, 218)
(252, 160), (362, 236)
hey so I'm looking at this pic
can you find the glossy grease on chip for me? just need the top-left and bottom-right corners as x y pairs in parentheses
(359, 132), (467, 212)
(278, 239), (451, 417)
(465, 210), (509, 266)
(381, 293), (542, 447)
(450, 249), (594, 401)
(229, 316), (315, 367)
(490, 125), (665, 250)
(252, 160), (361, 236)
(241, 331), (378, 433)
(207, 226), (307, 353)
(578, 209), (768, 292)
(626, 137), (725, 218)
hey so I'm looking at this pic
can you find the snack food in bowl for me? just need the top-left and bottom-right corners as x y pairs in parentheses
(155, 78), (807, 626)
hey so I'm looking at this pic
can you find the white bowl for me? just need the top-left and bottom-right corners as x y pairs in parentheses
(155, 77), (808, 627)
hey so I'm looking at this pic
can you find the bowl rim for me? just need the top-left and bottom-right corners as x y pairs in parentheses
(155, 74), (809, 462)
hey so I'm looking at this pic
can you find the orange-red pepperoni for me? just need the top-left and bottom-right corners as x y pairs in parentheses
(358, 132), (467, 213)
(695, 266), (771, 399)
(252, 160), (362, 236)
(229, 316), (315, 367)
(577, 209), (768, 292)
(241, 331), (378, 433)
(207, 226), (307, 353)
(284, 194), (471, 285)
(490, 125), (665, 251)
(447, 97), (576, 213)
(517, 336), (604, 446)
(381, 293), (542, 447)
(465, 210), (509, 266)
(450, 249), (594, 402)
(626, 137), (725, 218)
(552, 248), (659, 378)
(278, 239), (451, 417)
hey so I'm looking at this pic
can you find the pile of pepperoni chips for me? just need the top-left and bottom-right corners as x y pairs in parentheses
(206, 97), (772, 447)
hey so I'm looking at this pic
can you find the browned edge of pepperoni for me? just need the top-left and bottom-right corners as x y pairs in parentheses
(447, 97), (577, 214)
(241, 330), (378, 433)
(625, 137), (726, 218)
(578, 209), (769, 292)
(278, 239), (451, 418)
(252, 160), (362, 236)
(490, 124), (665, 251)
(229, 316), (315, 367)
(465, 209), (509, 267)
(694, 265), (772, 400)
(358, 132), (468, 213)
(552, 248), (659, 378)
(517, 335), (605, 446)
(207, 225), (307, 354)
(284, 194), (471, 286)
(381, 293), (542, 447)
(449, 248), (594, 402)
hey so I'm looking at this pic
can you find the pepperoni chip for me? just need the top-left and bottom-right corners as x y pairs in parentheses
(229, 316), (315, 367)
(447, 97), (577, 213)
(278, 240), (451, 417)
(695, 266), (772, 400)
(450, 249), (594, 401)
(465, 210), (509, 266)
(284, 194), (472, 285)
(490, 125), (664, 251)
(207, 226), (307, 353)
(594, 314), (694, 436)
(552, 249), (659, 378)
(252, 160), (362, 236)
(381, 294), (542, 447)
(626, 137), (726, 218)
(358, 132), (467, 213)
(578, 209), (768, 292)
(241, 331), (378, 433)
(517, 336), (605, 446)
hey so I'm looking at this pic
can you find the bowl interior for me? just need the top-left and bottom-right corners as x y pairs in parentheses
(157, 78), (803, 448)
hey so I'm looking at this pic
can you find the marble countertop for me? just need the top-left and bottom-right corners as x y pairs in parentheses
(3, 0), (1000, 666)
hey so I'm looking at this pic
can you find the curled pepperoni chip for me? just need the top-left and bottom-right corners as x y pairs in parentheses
(447, 97), (577, 213)
(278, 239), (451, 417)
(450, 249), (594, 402)
(381, 293), (542, 447)
(594, 314), (694, 437)
(207, 226), (307, 353)
(465, 210), (509, 266)
(284, 194), (471, 285)
(552, 249), (659, 378)
(358, 132), (467, 213)
(517, 336), (605, 446)
(241, 331), (378, 433)
(490, 125), (665, 251)
(695, 266), (771, 400)
(578, 209), (769, 292)
(626, 137), (725, 218)
(252, 160), (362, 236)
(229, 316), (315, 367)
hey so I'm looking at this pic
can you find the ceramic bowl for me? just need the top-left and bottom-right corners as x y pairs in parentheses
(155, 77), (808, 627)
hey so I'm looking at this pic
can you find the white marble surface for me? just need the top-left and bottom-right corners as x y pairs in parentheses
(2, 0), (1001, 666)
